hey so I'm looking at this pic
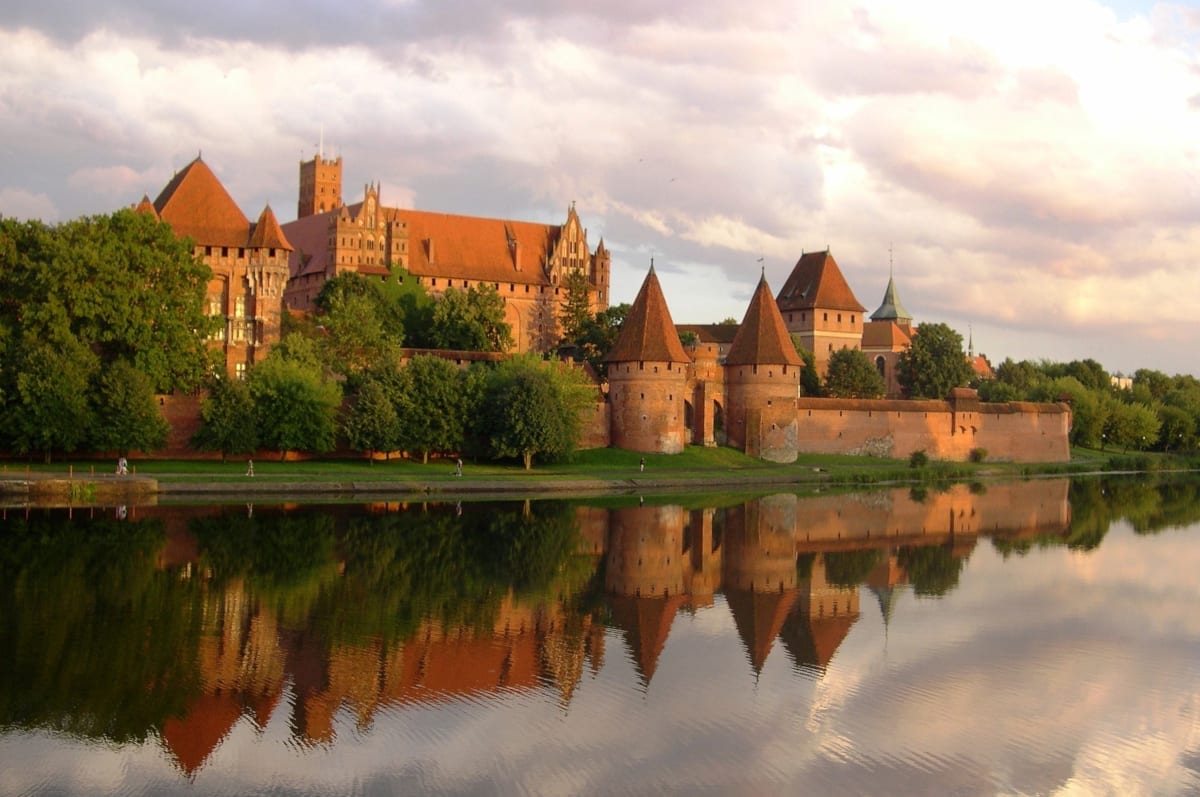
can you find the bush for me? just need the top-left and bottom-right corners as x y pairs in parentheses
(969, 447), (988, 463)
(909, 450), (929, 469)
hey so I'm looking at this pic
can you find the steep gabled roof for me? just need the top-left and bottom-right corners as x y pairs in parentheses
(133, 194), (159, 220)
(726, 274), (804, 367)
(280, 212), (335, 280)
(870, 274), (912, 323)
(776, 250), (865, 313)
(379, 206), (562, 285)
(603, 266), (691, 364)
(248, 205), (292, 250)
(153, 157), (251, 247)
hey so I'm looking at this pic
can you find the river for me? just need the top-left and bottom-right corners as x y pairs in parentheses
(1, 475), (1198, 796)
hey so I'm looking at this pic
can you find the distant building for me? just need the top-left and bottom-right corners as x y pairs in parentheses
(136, 157), (292, 379)
(282, 154), (611, 354)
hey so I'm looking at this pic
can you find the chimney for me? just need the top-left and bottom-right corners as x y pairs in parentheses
(513, 239), (521, 271)
(426, 237), (434, 263)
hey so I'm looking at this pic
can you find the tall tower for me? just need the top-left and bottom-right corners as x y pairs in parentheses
(297, 154), (343, 218)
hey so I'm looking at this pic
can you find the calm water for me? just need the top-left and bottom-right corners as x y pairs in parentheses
(2, 476), (1200, 796)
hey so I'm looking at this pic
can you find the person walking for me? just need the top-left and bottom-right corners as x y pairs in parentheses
(246, 458), (254, 477)
(639, 457), (645, 472)
(455, 458), (463, 477)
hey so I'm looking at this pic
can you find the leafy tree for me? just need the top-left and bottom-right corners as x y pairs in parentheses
(573, 303), (629, 375)
(49, 210), (216, 392)
(90, 359), (170, 457)
(1103, 400), (1160, 451)
(679, 330), (699, 347)
(993, 358), (1042, 397)
(719, 317), (738, 325)
(318, 290), (400, 380)
(476, 354), (596, 469)
(896, 322), (974, 399)
(1156, 405), (1195, 451)
(1063, 359), (1111, 393)
(1030, 376), (1107, 447)
(1133, 368), (1172, 401)
(977, 379), (1021, 402)
(823, 347), (886, 399)
(394, 354), (469, 463)
(6, 335), (96, 462)
(429, 284), (513, 352)
(558, 269), (593, 345)
(343, 378), (401, 461)
(191, 375), (258, 463)
(790, 335), (821, 397)
(249, 355), (342, 460)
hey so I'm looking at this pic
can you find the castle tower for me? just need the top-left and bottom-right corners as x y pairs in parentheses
(602, 265), (692, 453)
(776, 250), (866, 375)
(862, 269), (914, 398)
(148, 156), (292, 378)
(724, 273), (803, 462)
(297, 154), (343, 218)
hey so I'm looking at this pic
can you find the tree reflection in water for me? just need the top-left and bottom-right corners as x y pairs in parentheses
(0, 474), (1198, 776)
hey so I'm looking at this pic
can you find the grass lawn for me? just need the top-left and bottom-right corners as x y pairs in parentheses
(7, 443), (1186, 490)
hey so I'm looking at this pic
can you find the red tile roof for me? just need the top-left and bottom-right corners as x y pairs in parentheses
(133, 194), (159, 220)
(248, 205), (292, 250)
(776, 250), (866, 313)
(280, 212), (332, 279)
(726, 275), (804, 366)
(153, 157), (252, 248)
(603, 267), (691, 364)
(379, 205), (561, 285)
(861, 319), (913, 350)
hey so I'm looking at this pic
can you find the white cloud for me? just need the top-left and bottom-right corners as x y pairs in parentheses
(0, 1), (1197, 373)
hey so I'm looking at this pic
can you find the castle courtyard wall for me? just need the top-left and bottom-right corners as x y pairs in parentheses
(794, 397), (1071, 463)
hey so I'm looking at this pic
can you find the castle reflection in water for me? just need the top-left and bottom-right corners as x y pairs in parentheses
(1, 480), (1075, 776)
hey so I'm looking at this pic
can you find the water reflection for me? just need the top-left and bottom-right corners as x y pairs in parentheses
(1, 476), (1199, 792)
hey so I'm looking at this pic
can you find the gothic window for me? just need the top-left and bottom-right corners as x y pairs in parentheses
(234, 297), (245, 318)
(235, 363), (246, 380)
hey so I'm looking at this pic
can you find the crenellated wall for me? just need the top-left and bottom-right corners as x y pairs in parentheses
(792, 393), (1070, 463)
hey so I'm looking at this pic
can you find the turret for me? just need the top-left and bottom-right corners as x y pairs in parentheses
(603, 264), (691, 453)
(724, 273), (802, 462)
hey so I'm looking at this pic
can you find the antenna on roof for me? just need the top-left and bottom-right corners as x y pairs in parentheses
(757, 256), (765, 278)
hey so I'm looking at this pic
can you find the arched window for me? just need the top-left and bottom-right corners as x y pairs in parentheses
(875, 355), (886, 377)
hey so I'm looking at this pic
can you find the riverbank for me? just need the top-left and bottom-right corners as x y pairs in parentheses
(0, 445), (1194, 506)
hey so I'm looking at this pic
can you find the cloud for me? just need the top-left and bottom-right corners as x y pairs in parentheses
(0, 1), (1198, 374)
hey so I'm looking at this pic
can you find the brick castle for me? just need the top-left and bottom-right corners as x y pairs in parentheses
(137, 154), (1071, 463)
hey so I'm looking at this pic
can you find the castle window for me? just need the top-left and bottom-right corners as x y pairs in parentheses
(235, 362), (246, 380)
(837, 313), (842, 323)
(823, 312), (828, 322)
(510, 283), (515, 291)
(851, 315), (856, 325)
(525, 285), (530, 293)
(432, 278), (437, 286)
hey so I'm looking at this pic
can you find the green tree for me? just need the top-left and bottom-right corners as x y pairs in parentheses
(318, 290), (401, 380)
(1031, 376), (1107, 447)
(1103, 400), (1161, 451)
(429, 284), (513, 352)
(6, 335), (97, 462)
(50, 210), (216, 392)
(395, 354), (468, 463)
(249, 355), (343, 460)
(343, 378), (401, 461)
(1156, 405), (1195, 451)
(558, 270), (593, 345)
(790, 335), (821, 397)
(897, 322), (974, 399)
(191, 375), (259, 463)
(823, 347), (886, 399)
(90, 359), (170, 457)
(573, 303), (629, 375)
(476, 354), (596, 470)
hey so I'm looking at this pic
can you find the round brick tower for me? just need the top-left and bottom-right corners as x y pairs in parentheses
(603, 265), (692, 454)
(723, 273), (803, 462)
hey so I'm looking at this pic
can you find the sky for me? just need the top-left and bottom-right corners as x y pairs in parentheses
(1, 0), (1198, 377)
